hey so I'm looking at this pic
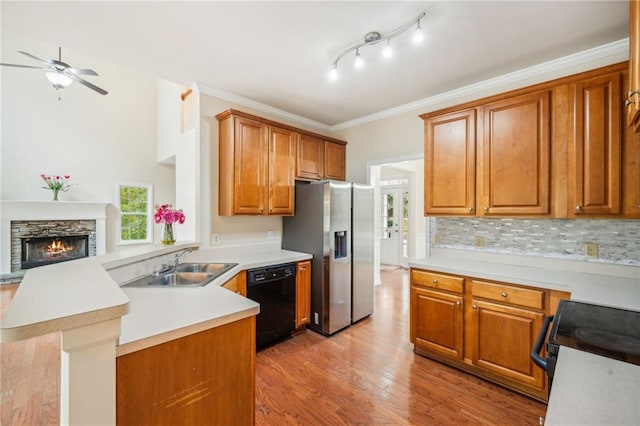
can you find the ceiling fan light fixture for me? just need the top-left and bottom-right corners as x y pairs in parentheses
(329, 64), (338, 81)
(354, 49), (364, 69)
(328, 12), (425, 80)
(412, 20), (424, 44)
(46, 71), (73, 89)
(382, 40), (393, 59)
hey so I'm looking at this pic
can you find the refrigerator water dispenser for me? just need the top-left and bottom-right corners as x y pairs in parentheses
(334, 231), (348, 259)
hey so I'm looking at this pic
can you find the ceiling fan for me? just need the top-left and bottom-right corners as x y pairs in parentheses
(0, 47), (108, 98)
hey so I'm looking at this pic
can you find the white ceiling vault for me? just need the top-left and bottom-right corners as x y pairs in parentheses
(1, 1), (629, 129)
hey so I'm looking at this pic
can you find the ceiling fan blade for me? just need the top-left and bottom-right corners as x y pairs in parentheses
(68, 73), (108, 95)
(68, 68), (98, 76)
(18, 51), (50, 66)
(0, 63), (48, 70)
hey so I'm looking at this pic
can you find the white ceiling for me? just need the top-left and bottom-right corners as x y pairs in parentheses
(0, 1), (629, 128)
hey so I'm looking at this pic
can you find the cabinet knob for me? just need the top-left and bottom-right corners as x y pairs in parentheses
(432, 279), (438, 284)
(468, 207), (474, 212)
(483, 206), (489, 212)
(260, 208), (264, 213)
(472, 304), (477, 310)
(625, 99), (636, 107)
(456, 301), (461, 306)
(501, 292), (507, 298)
(576, 205), (583, 211)
(628, 90), (639, 98)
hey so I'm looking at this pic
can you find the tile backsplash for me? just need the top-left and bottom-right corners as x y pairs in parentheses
(431, 218), (640, 266)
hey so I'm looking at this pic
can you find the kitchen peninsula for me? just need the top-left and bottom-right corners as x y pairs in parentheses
(0, 242), (311, 425)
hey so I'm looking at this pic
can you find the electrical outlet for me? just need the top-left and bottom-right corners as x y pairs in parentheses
(433, 231), (441, 244)
(474, 236), (485, 248)
(584, 242), (599, 258)
(212, 234), (220, 245)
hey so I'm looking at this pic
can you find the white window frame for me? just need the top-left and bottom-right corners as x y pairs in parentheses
(116, 182), (153, 245)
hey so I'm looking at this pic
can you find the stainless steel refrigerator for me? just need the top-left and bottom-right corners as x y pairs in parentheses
(282, 180), (374, 335)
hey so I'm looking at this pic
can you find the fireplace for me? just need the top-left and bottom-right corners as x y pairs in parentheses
(21, 235), (90, 269)
(9, 219), (98, 272)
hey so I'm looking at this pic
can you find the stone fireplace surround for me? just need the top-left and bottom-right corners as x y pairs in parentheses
(1, 201), (108, 274)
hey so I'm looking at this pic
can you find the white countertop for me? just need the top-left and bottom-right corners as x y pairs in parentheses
(117, 248), (312, 356)
(409, 256), (640, 426)
(1, 243), (312, 357)
(409, 257), (640, 310)
(545, 347), (640, 426)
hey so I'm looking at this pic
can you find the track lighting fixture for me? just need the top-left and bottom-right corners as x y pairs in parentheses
(328, 12), (425, 80)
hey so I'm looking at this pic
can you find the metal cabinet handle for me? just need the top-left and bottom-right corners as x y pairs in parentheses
(468, 207), (474, 212)
(456, 301), (461, 306)
(260, 208), (264, 213)
(625, 99), (635, 107)
(628, 90), (639, 98)
(432, 279), (438, 284)
(483, 206), (489, 212)
(501, 292), (507, 298)
(472, 304), (477, 310)
(576, 205), (583, 211)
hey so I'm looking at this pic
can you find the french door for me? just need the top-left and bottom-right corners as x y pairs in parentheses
(380, 188), (409, 266)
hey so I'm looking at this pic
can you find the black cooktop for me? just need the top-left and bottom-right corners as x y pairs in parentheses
(549, 300), (640, 366)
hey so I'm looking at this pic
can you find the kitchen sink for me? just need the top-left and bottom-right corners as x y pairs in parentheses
(175, 262), (237, 274)
(122, 263), (238, 288)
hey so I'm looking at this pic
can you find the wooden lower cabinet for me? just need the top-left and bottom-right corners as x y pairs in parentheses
(410, 267), (570, 401)
(295, 260), (311, 328)
(470, 299), (545, 394)
(222, 270), (247, 296)
(116, 316), (256, 425)
(411, 286), (464, 359)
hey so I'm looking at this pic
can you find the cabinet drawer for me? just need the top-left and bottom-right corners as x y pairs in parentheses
(472, 280), (544, 310)
(411, 270), (464, 293)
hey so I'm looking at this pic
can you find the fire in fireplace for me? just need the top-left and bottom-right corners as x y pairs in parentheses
(21, 235), (90, 269)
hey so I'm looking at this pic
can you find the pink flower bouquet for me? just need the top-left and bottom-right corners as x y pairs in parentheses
(154, 204), (186, 225)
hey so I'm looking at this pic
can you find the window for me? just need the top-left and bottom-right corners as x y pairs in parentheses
(117, 183), (153, 244)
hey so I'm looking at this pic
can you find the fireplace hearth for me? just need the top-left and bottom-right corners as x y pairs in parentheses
(21, 235), (90, 269)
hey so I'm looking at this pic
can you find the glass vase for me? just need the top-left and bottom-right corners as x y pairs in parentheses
(161, 223), (176, 245)
(52, 188), (60, 201)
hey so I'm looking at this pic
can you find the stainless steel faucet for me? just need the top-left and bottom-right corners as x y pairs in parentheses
(173, 248), (193, 269)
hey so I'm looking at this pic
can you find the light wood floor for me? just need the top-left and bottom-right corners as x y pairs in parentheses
(1, 270), (546, 425)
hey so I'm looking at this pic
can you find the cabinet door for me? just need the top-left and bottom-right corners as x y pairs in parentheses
(411, 286), (464, 359)
(267, 126), (296, 215)
(297, 134), (325, 180)
(222, 271), (247, 296)
(424, 109), (476, 215)
(628, 1), (640, 132)
(324, 141), (346, 181)
(481, 91), (551, 216)
(296, 260), (311, 327)
(470, 299), (545, 390)
(234, 117), (267, 215)
(569, 72), (622, 216)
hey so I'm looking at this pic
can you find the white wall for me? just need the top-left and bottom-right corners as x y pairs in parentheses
(1, 32), (175, 251)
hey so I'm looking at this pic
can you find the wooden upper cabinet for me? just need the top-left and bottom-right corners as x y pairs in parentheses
(231, 116), (267, 215)
(267, 126), (296, 215)
(480, 91), (551, 216)
(296, 134), (325, 180)
(325, 141), (346, 181)
(569, 71), (622, 216)
(424, 109), (476, 215)
(217, 110), (295, 216)
(627, 0), (640, 132)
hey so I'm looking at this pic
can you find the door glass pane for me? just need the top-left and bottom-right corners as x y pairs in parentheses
(402, 191), (409, 258)
(380, 192), (394, 239)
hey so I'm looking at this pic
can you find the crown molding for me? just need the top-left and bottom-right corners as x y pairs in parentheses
(196, 39), (629, 134)
(330, 38), (630, 132)
(196, 83), (332, 132)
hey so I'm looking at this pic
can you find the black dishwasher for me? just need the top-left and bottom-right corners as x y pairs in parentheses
(246, 263), (297, 350)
